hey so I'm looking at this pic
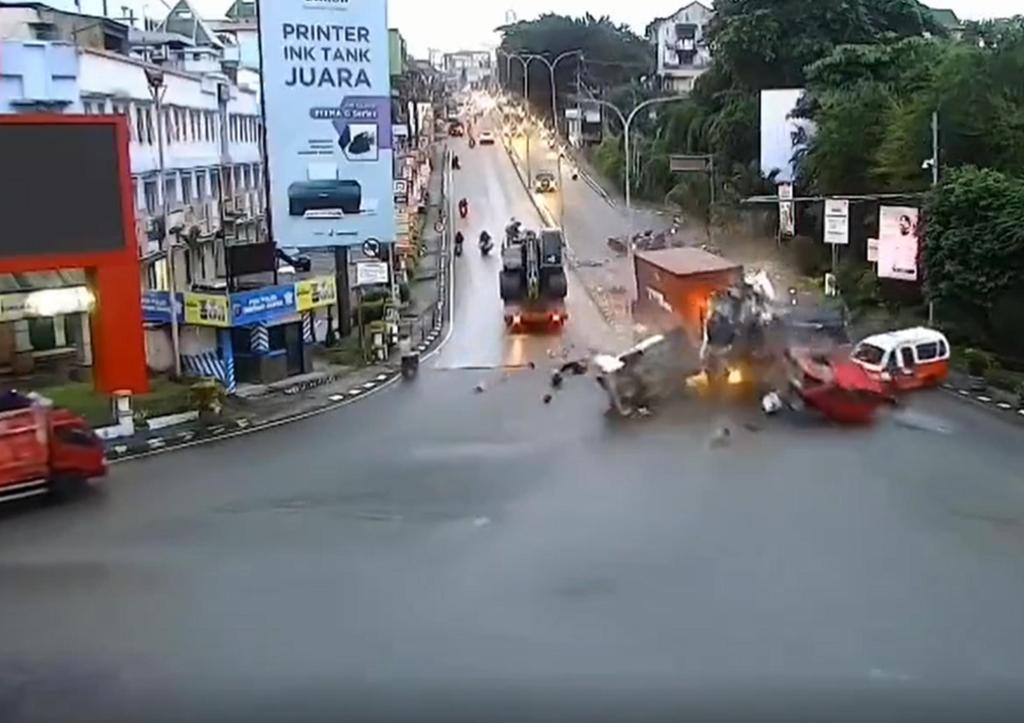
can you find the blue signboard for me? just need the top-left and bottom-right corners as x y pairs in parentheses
(230, 285), (297, 326)
(257, 0), (395, 249)
(142, 290), (182, 323)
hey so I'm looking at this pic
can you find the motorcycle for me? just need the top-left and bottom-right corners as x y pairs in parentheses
(479, 231), (494, 256)
(458, 199), (469, 219)
(455, 231), (464, 257)
(468, 137), (476, 149)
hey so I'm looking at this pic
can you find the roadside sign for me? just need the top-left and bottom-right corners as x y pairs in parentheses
(824, 198), (850, 245)
(867, 237), (879, 263)
(669, 155), (712, 173)
(356, 261), (390, 287)
(362, 238), (381, 259)
(778, 182), (795, 237)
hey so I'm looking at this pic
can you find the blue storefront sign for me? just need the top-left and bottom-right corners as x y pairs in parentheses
(142, 290), (183, 323)
(230, 285), (297, 326)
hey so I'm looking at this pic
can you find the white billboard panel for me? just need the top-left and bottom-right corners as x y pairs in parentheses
(760, 89), (813, 183)
(877, 206), (920, 281)
(257, 0), (394, 248)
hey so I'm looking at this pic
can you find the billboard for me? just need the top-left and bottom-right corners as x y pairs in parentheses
(877, 206), (920, 281)
(257, 0), (394, 249)
(760, 89), (813, 183)
(0, 124), (127, 257)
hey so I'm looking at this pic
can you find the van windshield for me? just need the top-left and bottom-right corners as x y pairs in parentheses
(853, 343), (886, 366)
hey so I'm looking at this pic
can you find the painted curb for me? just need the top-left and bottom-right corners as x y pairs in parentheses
(940, 382), (1024, 419)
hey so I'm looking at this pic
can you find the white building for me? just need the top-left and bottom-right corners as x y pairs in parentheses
(0, 1), (264, 376)
(443, 50), (492, 89)
(645, 1), (714, 93)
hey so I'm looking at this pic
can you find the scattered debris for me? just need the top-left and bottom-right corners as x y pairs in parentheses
(636, 406), (653, 417)
(709, 426), (731, 448)
(528, 362), (536, 370)
(474, 383), (487, 394)
(761, 391), (783, 415)
(543, 393), (553, 404)
(743, 421), (763, 433)
(550, 372), (564, 389)
(560, 359), (589, 376)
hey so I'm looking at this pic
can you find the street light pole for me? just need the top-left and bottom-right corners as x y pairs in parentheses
(523, 50), (581, 135)
(146, 67), (181, 378)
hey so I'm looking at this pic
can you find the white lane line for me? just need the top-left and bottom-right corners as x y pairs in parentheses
(147, 439), (166, 449)
(376, 373), (389, 382)
(997, 402), (1012, 410)
(976, 396), (992, 403)
(959, 390), (970, 396)
(329, 394), (345, 402)
(348, 389), (363, 396)
(362, 382), (376, 390)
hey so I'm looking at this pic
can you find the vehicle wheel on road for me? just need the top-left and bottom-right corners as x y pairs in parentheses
(47, 474), (85, 504)
(543, 270), (568, 300)
(499, 271), (524, 301)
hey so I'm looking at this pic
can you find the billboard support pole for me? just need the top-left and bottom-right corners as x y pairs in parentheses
(335, 245), (352, 338)
(147, 70), (181, 378)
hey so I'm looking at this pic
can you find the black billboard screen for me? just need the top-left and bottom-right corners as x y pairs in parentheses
(0, 123), (127, 258)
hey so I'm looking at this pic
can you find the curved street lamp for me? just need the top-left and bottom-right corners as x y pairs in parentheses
(522, 50), (582, 133)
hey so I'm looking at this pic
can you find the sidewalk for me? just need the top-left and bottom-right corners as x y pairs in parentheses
(107, 145), (451, 462)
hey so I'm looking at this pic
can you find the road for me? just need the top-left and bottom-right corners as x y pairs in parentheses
(2, 128), (1024, 722)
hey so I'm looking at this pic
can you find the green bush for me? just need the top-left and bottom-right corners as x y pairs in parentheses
(964, 348), (994, 377)
(188, 380), (226, 417)
(355, 299), (386, 324)
(790, 235), (830, 277)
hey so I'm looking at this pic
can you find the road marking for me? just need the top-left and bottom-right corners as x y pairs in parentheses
(1019, 410), (1024, 417)
(959, 389), (970, 396)
(236, 419), (250, 428)
(362, 381), (376, 390)
(208, 426), (226, 435)
(329, 394), (345, 402)
(473, 516), (491, 527)
(348, 389), (363, 396)
(376, 373), (389, 382)
(147, 439), (166, 449)
(177, 432), (195, 442)
(976, 396), (992, 403)
(998, 402), (1013, 410)
(113, 444), (128, 455)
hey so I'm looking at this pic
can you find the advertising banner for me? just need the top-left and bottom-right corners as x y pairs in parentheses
(231, 285), (297, 326)
(184, 292), (231, 327)
(778, 182), (795, 237)
(356, 261), (390, 286)
(877, 206), (920, 281)
(257, 0), (394, 249)
(296, 276), (338, 311)
(141, 291), (182, 324)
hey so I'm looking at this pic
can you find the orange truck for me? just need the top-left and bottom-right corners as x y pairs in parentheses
(0, 392), (107, 504)
(632, 248), (743, 342)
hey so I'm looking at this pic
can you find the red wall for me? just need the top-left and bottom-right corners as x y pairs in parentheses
(0, 115), (148, 394)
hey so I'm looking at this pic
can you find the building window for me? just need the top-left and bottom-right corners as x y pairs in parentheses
(234, 165), (243, 191)
(164, 175), (177, 209)
(210, 169), (221, 200)
(181, 172), (194, 204)
(132, 179), (141, 209)
(144, 179), (158, 214)
(191, 110), (198, 141)
(28, 318), (57, 352)
(146, 107), (155, 145)
(197, 171), (208, 200)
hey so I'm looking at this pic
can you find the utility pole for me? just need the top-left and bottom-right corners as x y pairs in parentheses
(928, 109), (939, 325)
(146, 66), (181, 378)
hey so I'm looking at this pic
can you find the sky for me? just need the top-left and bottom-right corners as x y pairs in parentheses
(184, 1), (1019, 57)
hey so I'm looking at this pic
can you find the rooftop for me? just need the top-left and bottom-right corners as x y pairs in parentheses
(636, 247), (741, 276)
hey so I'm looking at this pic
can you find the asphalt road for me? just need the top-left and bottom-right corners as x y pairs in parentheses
(2, 133), (1024, 722)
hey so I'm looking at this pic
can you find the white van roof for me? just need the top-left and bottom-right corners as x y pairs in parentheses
(857, 327), (947, 351)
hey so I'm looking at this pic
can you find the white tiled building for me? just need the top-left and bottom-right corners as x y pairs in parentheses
(0, 1), (264, 375)
(645, 1), (714, 93)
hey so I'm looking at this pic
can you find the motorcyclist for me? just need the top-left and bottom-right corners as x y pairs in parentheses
(455, 230), (464, 251)
(478, 230), (493, 254)
(505, 217), (521, 244)
(458, 197), (469, 217)
(452, 154), (461, 170)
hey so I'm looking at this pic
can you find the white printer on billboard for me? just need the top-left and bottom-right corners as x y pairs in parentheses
(258, 0), (394, 248)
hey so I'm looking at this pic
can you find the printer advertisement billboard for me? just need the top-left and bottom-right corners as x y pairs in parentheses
(257, 0), (394, 249)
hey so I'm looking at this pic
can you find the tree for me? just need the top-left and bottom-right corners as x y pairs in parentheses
(498, 14), (653, 118)
(706, 0), (943, 90)
(924, 167), (1024, 348)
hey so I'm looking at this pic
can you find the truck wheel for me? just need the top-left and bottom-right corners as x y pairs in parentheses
(499, 271), (523, 301)
(543, 270), (568, 300)
(47, 474), (85, 503)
